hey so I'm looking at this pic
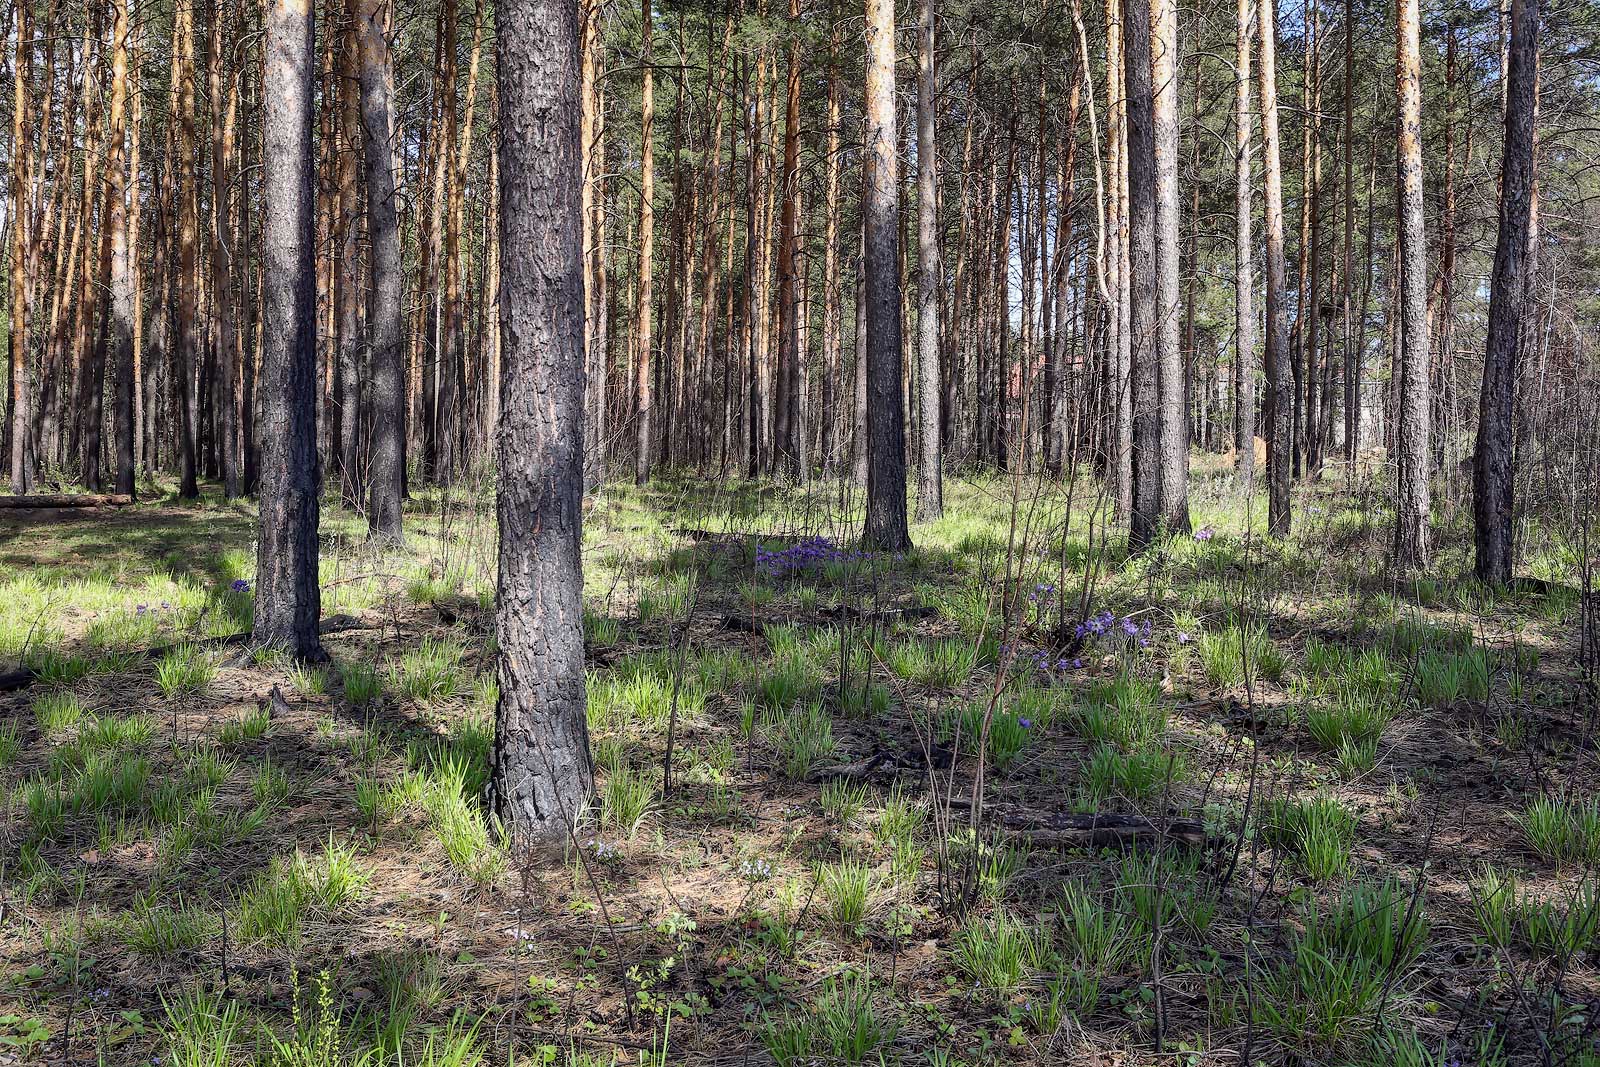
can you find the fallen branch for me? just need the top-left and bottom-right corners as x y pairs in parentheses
(0, 493), (134, 510)
(0, 614), (378, 693)
(947, 798), (1210, 852)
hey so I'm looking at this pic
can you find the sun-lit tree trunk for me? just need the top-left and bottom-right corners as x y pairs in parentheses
(8, 0), (33, 493)
(635, 0), (655, 484)
(490, 0), (594, 843)
(1259, 0), (1292, 536)
(1152, 0), (1188, 532)
(1235, 0), (1255, 487)
(913, 0), (943, 519)
(1392, 0), (1430, 566)
(257, 0), (324, 661)
(1476, 0), (1539, 586)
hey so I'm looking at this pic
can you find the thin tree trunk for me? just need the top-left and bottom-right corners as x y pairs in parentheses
(176, 0), (201, 497)
(1235, 0), (1256, 486)
(8, 0), (32, 492)
(1259, 0), (1292, 536)
(1153, 0), (1188, 531)
(1124, 0), (1160, 549)
(913, 0), (943, 519)
(635, 0), (655, 483)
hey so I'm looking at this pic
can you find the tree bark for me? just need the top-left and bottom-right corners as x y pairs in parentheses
(862, 0), (911, 550)
(913, 0), (943, 519)
(8, 0), (32, 493)
(1124, 0), (1160, 550)
(110, 0), (136, 497)
(175, 0), (201, 498)
(256, 0), (325, 661)
(1258, 0), (1292, 536)
(1476, 0), (1539, 586)
(490, 0), (594, 843)
(1152, 0), (1188, 532)
(1392, 0), (1430, 567)
(358, 0), (405, 542)
(634, 0), (655, 484)
(1235, 0), (1255, 487)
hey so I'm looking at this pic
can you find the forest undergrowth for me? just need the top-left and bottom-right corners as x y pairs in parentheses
(0, 460), (1595, 1066)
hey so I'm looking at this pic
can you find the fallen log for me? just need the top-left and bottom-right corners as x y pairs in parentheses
(944, 797), (1210, 852)
(0, 614), (378, 693)
(0, 493), (134, 509)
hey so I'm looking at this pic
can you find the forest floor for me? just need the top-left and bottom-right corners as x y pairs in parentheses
(0, 462), (1595, 1066)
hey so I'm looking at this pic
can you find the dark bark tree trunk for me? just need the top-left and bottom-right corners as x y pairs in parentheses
(635, 0), (655, 484)
(1124, 0), (1160, 549)
(176, 0), (201, 498)
(1392, 0), (1430, 566)
(490, 0), (594, 843)
(862, 0), (911, 550)
(1259, 0), (1292, 536)
(358, 0), (405, 542)
(256, 0), (325, 661)
(1475, 0), (1539, 586)
(913, 0), (942, 519)
(8, 0), (33, 493)
(336, 4), (364, 508)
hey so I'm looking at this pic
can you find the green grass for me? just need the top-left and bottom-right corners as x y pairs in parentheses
(156, 644), (214, 699)
(817, 853), (876, 928)
(218, 703), (272, 746)
(394, 637), (469, 703)
(599, 761), (658, 837)
(768, 701), (835, 780)
(949, 909), (1046, 998)
(1197, 620), (1287, 688)
(32, 690), (84, 733)
(340, 661), (383, 706)
(1267, 795), (1359, 881)
(763, 971), (896, 1067)
(1519, 795), (1600, 866)
(1084, 744), (1185, 803)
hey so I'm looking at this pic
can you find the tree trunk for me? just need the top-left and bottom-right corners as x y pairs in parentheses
(1475, 0), (1538, 586)
(1124, 0), (1160, 549)
(1235, 0), (1255, 487)
(1153, 0), (1188, 532)
(8, 0), (32, 493)
(358, 0), (405, 542)
(175, 0), (201, 498)
(862, 0), (910, 549)
(1392, 0), (1430, 567)
(109, 0), (136, 497)
(256, 0), (325, 661)
(635, 0), (655, 484)
(1258, 0), (1292, 536)
(490, 0), (594, 843)
(913, 0), (942, 519)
